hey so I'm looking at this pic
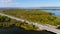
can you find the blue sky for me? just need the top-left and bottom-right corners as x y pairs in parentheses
(0, 0), (60, 7)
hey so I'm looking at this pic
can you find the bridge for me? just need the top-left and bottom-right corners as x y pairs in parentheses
(0, 13), (60, 34)
(33, 23), (60, 34)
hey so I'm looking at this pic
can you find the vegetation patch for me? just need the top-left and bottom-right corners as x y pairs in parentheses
(0, 9), (60, 30)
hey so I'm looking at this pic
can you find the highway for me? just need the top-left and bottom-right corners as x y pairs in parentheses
(0, 13), (60, 34)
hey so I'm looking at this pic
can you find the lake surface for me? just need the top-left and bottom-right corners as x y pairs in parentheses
(44, 10), (60, 16)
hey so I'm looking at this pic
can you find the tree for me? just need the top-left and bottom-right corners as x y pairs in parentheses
(0, 16), (11, 22)
(48, 12), (55, 16)
(15, 23), (21, 27)
(0, 23), (3, 28)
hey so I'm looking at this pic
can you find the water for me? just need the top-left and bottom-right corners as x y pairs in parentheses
(0, 27), (56, 34)
(44, 10), (60, 16)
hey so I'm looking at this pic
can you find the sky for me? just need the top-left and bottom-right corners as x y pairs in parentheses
(0, 0), (60, 7)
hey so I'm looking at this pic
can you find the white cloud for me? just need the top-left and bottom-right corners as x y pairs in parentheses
(0, 0), (12, 2)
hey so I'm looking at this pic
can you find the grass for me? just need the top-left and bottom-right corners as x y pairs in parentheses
(0, 9), (60, 29)
(0, 15), (38, 31)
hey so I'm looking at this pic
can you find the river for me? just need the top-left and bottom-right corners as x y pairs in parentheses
(0, 26), (56, 34)
(44, 10), (60, 16)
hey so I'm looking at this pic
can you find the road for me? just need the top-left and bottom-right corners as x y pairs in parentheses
(0, 13), (60, 34)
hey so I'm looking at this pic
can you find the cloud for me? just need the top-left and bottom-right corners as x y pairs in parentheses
(0, 0), (12, 2)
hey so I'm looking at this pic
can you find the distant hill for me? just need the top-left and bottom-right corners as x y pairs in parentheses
(0, 7), (60, 10)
